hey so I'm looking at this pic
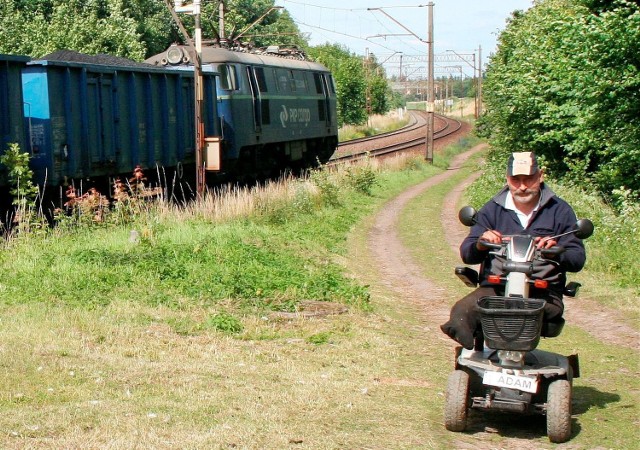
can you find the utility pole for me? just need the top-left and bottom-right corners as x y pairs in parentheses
(426, 2), (434, 163)
(365, 48), (372, 120)
(459, 66), (463, 117)
(219, 1), (225, 45)
(367, 4), (433, 162)
(477, 45), (483, 118)
(166, 0), (206, 196)
(446, 49), (478, 119)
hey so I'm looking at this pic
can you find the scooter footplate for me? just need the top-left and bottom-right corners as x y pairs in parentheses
(472, 396), (529, 413)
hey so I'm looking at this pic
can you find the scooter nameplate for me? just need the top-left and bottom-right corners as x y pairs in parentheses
(483, 371), (538, 394)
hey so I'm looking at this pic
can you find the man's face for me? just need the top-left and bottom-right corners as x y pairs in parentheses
(506, 170), (543, 207)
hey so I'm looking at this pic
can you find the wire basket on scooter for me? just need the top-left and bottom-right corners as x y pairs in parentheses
(477, 296), (545, 351)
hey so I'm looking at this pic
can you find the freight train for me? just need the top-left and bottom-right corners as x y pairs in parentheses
(0, 45), (338, 197)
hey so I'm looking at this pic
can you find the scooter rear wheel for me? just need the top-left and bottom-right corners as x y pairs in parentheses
(444, 369), (469, 432)
(547, 379), (572, 443)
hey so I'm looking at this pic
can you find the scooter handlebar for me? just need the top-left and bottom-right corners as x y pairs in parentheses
(540, 245), (566, 258)
(478, 240), (503, 251)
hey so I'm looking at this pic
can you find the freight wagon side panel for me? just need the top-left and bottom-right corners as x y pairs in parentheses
(23, 65), (105, 185)
(0, 55), (30, 166)
(115, 71), (205, 176)
(23, 57), (220, 187)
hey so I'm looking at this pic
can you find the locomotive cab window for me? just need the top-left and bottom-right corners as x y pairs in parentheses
(254, 67), (268, 93)
(327, 74), (336, 94)
(276, 69), (289, 92)
(219, 64), (238, 90)
(313, 73), (324, 94)
(292, 71), (308, 92)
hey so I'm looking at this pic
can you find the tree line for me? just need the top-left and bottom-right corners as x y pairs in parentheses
(0, 0), (392, 127)
(479, 0), (640, 203)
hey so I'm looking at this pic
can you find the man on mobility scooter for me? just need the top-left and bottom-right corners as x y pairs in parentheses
(440, 151), (593, 443)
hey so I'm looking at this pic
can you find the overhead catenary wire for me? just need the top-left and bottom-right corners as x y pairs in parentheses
(277, 0), (426, 57)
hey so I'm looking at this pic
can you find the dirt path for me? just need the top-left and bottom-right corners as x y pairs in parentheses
(367, 145), (638, 448)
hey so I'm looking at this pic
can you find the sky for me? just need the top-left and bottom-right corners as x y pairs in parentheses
(274, 0), (534, 79)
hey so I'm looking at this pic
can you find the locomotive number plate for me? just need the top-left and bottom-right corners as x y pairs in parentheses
(483, 371), (539, 394)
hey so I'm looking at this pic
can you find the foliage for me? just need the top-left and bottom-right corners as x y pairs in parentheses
(56, 187), (111, 227)
(345, 163), (378, 195)
(53, 167), (161, 230)
(215, 1), (306, 49)
(308, 44), (368, 126)
(0, 143), (44, 232)
(0, 143), (39, 207)
(556, 183), (640, 290)
(0, 0), (147, 59)
(0, 0), (304, 60)
(0, 161), (391, 311)
(309, 168), (342, 207)
(364, 56), (392, 115)
(306, 331), (332, 345)
(480, 0), (640, 200)
(205, 311), (244, 334)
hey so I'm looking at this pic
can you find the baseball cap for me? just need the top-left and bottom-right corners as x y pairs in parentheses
(507, 152), (539, 176)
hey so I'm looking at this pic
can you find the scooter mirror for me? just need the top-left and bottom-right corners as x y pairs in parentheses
(575, 219), (594, 239)
(458, 206), (477, 227)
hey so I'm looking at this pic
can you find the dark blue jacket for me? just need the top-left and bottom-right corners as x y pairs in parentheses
(460, 183), (586, 296)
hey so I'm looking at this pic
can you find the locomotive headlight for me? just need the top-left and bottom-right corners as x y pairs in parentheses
(166, 46), (184, 65)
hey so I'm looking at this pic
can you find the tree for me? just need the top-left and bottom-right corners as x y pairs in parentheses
(0, 0), (146, 59)
(364, 55), (392, 116)
(480, 0), (640, 199)
(0, 0), (305, 60)
(308, 44), (367, 126)
(203, 0), (306, 49)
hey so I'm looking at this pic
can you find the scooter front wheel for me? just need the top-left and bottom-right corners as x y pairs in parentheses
(547, 379), (572, 443)
(444, 369), (469, 432)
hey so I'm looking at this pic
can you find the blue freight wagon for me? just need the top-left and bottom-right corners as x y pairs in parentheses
(22, 50), (219, 187)
(0, 53), (31, 177)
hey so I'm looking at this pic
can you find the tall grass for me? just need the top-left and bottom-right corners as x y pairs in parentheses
(0, 160), (397, 319)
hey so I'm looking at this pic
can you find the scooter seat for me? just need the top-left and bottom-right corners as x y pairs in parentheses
(541, 318), (565, 338)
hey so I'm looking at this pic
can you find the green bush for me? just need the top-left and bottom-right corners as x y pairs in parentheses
(481, 0), (640, 199)
(206, 312), (243, 334)
(345, 163), (378, 195)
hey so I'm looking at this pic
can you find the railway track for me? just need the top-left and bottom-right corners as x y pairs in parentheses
(328, 111), (463, 165)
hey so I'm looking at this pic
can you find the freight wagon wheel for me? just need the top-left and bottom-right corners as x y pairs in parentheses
(444, 369), (469, 432)
(546, 379), (572, 443)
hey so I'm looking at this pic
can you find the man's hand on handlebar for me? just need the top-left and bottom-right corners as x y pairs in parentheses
(534, 236), (558, 249)
(476, 230), (502, 251)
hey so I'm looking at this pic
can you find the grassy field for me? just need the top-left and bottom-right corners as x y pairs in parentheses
(0, 136), (637, 448)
